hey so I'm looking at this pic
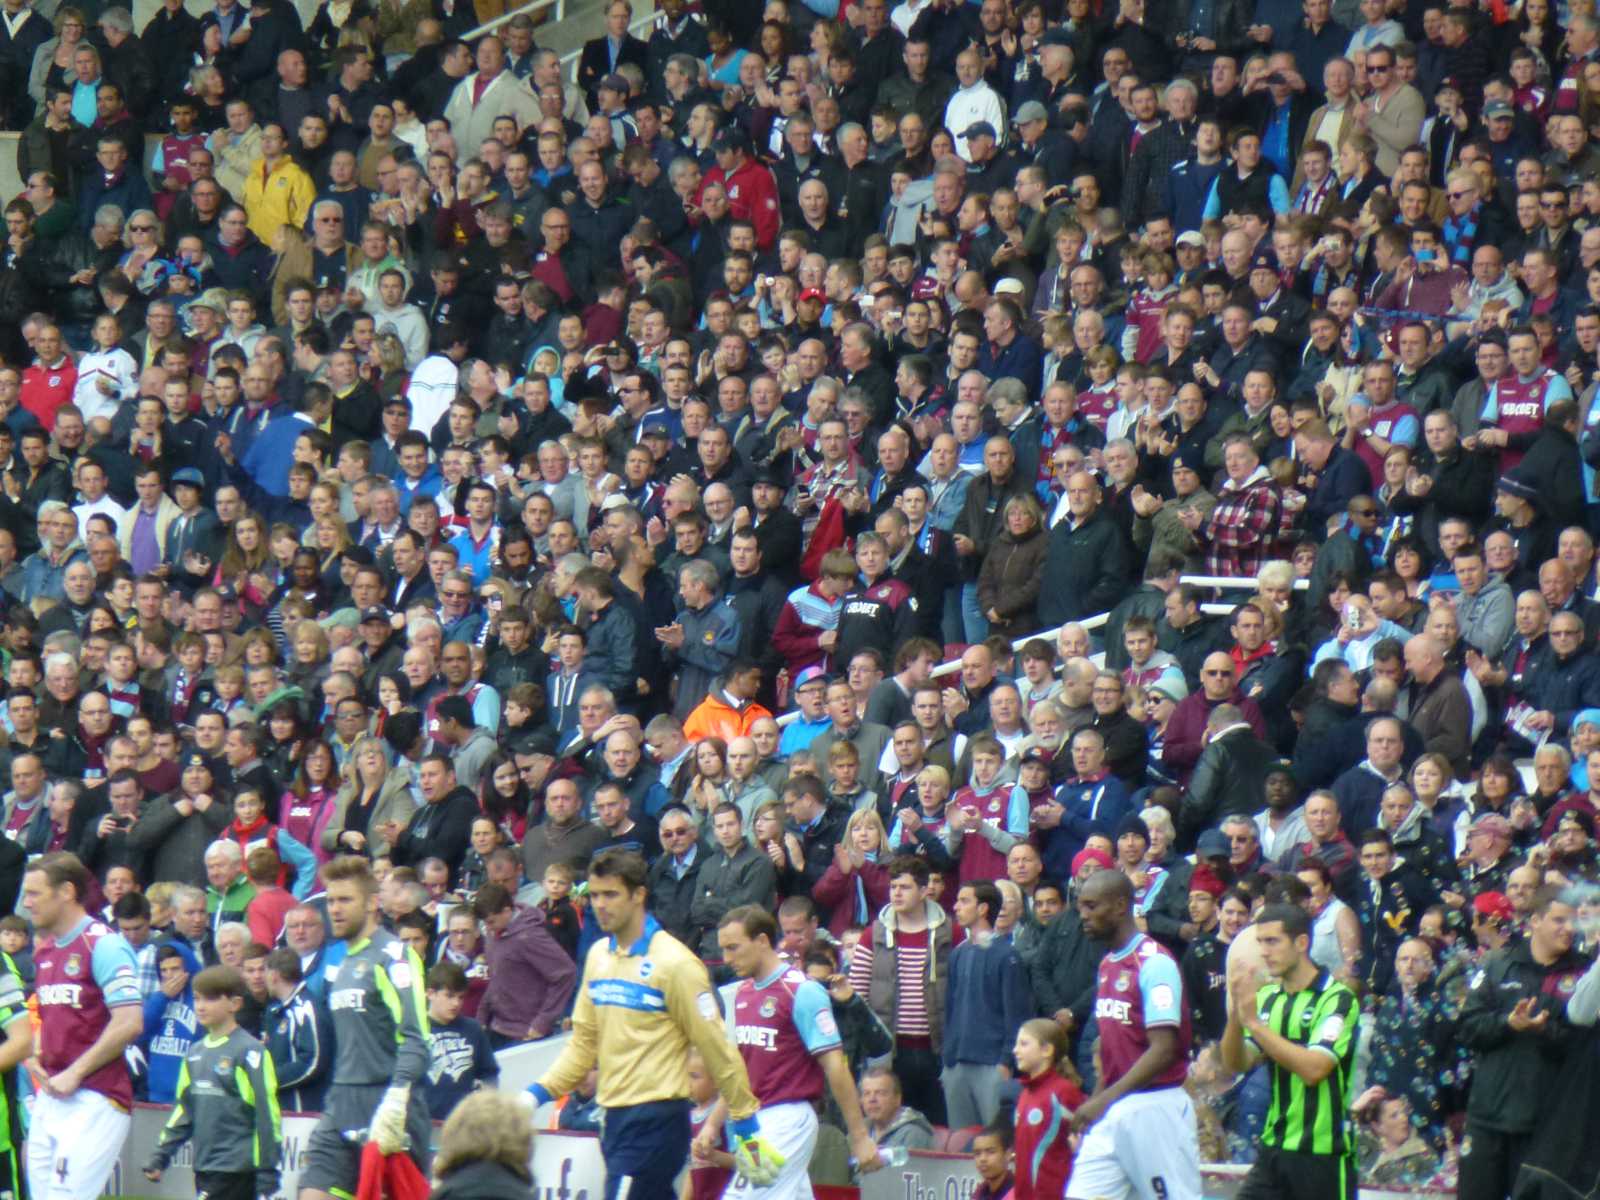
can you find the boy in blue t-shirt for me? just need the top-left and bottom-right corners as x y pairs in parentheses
(423, 961), (498, 1121)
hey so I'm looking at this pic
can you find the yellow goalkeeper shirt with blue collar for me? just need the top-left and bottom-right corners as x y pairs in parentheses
(538, 915), (758, 1119)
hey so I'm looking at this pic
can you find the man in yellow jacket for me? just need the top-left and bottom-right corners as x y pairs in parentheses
(242, 124), (314, 244)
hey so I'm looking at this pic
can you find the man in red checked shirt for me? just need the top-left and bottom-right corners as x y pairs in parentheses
(21, 325), (77, 432)
(705, 127), (780, 250)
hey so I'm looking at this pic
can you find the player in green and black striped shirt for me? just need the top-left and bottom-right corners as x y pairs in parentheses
(1221, 902), (1360, 1200)
(0, 948), (30, 1200)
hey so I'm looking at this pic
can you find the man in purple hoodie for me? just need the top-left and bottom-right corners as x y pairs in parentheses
(470, 883), (579, 1048)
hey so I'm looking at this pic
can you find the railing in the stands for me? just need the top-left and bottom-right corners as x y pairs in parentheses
(463, 0), (664, 81)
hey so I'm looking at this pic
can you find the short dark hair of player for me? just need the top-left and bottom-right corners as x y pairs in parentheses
(471, 883), (515, 919)
(886, 855), (930, 888)
(428, 960), (469, 994)
(193, 966), (247, 1001)
(719, 904), (779, 946)
(962, 880), (1002, 925)
(589, 849), (649, 893)
(1256, 902), (1312, 942)
(28, 852), (91, 905)
(264, 947), (301, 984)
(322, 854), (377, 895)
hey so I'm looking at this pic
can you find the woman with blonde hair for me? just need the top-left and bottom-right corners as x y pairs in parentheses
(29, 7), (87, 108)
(287, 619), (331, 691)
(813, 808), (890, 934)
(431, 1091), (536, 1199)
(978, 492), (1049, 637)
(324, 734), (417, 858)
(312, 515), (353, 586)
(374, 332), (410, 399)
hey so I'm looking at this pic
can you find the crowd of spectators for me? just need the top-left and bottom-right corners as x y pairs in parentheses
(6, 0), (1600, 1190)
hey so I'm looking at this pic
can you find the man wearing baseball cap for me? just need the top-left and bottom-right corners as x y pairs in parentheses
(705, 125), (780, 249)
(777, 666), (833, 756)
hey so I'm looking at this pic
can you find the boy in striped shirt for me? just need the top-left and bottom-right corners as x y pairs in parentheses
(846, 855), (953, 1127)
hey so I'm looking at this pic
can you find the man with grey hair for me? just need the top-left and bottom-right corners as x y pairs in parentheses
(1122, 77), (1199, 225)
(20, 502), (83, 604)
(658, 558), (739, 718)
(836, 120), (888, 251)
(987, 378), (1041, 481)
(213, 923), (252, 991)
(167, 883), (217, 968)
(97, 9), (155, 113)
(204, 840), (254, 936)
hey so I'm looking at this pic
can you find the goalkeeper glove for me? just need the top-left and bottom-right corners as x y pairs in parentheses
(366, 1085), (411, 1154)
(729, 1114), (786, 1187)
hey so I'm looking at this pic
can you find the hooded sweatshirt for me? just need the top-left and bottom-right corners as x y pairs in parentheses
(141, 939), (202, 1104)
(848, 898), (952, 1048)
(478, 904), (580, 1042)
(367, 297), (430, 369)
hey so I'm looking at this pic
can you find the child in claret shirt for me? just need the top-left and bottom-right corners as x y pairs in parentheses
(1012, 1018), (1086, 1200)
(1121, 251), (1178, 366)
(687, 1048), (735, 1200)
(1078, 346), (1122, 433)
(538, 861), (581, 962)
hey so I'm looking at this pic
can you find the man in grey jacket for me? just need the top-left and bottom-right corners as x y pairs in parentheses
(434, 697), (496, 792)
(690, 802), (778, 960)
(1453, 542), (1514, 659)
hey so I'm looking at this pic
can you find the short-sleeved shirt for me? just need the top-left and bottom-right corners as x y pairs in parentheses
(36, 916), (141, 1107)
(732, 965), (840, 1107)
(1246, 972), (1360, 1157)
(1093, 931), (1191, 1090)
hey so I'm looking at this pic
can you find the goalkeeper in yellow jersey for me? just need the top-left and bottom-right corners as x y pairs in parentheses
(526, 849), (785, 1199)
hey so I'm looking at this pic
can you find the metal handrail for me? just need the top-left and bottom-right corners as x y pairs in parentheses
(464, 0), (565, 40)
(460, 0), (664, 82)
(1182, 574), (1309, 591)
(557, 7), (664, 80)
